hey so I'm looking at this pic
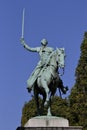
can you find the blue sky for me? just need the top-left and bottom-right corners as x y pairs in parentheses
(0, 0), (87, 130)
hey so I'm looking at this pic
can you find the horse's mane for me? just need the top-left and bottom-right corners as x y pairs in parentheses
(46, 48), (65, 65)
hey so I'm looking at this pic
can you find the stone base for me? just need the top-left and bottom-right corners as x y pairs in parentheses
(16, 116), (82, 130)
(24, 116), (69, 127)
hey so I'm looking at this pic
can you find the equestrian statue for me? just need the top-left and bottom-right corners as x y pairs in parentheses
(20, 38), (68, 116)
(20, 9), (68, 116)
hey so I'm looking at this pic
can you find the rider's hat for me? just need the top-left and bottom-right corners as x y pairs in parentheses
(41, 38), (48, 46)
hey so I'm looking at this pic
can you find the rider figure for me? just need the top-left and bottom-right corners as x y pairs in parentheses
(21, 38), (54, 89)
(20, 38), (68, 93)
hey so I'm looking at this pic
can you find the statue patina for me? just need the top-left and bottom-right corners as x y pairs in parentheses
(20, 38), (68, 116)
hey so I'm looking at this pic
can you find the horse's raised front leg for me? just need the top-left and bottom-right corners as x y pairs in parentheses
(47, 94), (52, 116)
(41, 79), (49, 105)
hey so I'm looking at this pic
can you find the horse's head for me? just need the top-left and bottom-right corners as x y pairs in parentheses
(56, 48), (66, 69)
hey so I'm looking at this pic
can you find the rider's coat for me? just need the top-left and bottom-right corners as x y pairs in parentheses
(24, 44), (54, 89)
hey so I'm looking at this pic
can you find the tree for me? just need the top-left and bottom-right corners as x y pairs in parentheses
(69, 32), (87, 130)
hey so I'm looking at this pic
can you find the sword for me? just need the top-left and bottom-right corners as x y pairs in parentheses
(21, 8), (25, 38)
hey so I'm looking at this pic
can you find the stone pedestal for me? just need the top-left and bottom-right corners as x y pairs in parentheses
(24, 116), (69, 127)
(16, 116), (83, 130)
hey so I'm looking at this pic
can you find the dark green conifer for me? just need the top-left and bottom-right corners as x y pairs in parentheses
(69, 32), (87, 129)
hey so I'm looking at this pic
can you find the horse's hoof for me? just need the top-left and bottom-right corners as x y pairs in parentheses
(44, 100), (49, 106)
(44, 101), (47, 106)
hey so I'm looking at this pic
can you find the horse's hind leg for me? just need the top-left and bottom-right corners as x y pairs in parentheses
(34, 88), (40, 116)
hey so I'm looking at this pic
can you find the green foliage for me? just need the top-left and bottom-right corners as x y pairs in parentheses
(51, 96), (69, 118)
(69, 32), (87, 130)
(21, 98), (37, 126)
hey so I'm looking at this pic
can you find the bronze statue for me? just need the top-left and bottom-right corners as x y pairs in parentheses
(20, 9), (68, 116)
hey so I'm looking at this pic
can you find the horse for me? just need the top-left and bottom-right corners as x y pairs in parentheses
(30, 48), (67, 116)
